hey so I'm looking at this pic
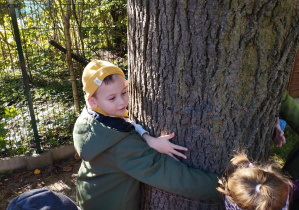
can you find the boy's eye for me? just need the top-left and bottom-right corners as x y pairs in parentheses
(109, 97), (115, 100)
(122, 91), (127, 95)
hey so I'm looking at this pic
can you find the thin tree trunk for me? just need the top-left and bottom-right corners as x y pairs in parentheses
(72, 0), (86, 59)
(64, 0), (80, 112)
(128, 0), (299, 209)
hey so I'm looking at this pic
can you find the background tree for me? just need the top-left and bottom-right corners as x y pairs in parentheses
(0, 0), (128, 157)
(127, 0), (299, 209)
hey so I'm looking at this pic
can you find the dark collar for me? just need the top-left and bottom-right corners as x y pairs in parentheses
(86, 106), (134, 132)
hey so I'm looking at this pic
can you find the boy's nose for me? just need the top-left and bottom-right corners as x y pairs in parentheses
(118, 97), (125, 105)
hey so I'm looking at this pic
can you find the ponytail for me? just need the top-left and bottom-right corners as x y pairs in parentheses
(217, 152), (292, 210)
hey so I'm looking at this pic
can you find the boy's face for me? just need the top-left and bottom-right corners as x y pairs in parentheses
(89, 74), (129, 116)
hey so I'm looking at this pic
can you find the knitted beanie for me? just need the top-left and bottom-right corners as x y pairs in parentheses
(7, 189), (78, 210)
(82, 60), (128, 118)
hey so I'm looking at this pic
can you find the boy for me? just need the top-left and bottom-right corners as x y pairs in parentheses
(73, 60), (222, 210)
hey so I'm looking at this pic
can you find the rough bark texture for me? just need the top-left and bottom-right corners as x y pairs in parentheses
(127, 0), (299, 209)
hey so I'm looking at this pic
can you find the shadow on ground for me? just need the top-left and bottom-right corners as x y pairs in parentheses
(0, 155), (81, 209)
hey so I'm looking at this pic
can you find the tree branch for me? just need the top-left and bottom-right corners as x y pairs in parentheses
(49, 40), (89, 65)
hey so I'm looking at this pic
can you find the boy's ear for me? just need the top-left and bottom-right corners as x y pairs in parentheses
(87, 97), (98, 108)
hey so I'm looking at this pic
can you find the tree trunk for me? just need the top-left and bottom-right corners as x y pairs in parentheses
(127, 0), (299, 209)
(64, 0), (80, 113)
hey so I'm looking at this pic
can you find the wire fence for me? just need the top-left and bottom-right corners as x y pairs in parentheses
(0, 0), (127, 158)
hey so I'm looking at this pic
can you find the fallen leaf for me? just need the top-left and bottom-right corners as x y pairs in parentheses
(26, 172), (33, 177)
(19, 171), (28, 176)
(13, 174), (20, 179)
(62, 166), (72, 172)
(74, 153), (80, 159)
(34, 169), (41, 175)
(13, 171), (27, 178)
(55, 163), (63, 169)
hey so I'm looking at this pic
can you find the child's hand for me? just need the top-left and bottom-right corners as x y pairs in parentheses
(142, 132), (188, 161)
(273, 117), (286, 147)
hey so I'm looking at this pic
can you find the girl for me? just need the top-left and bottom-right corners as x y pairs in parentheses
(217, 152), (292, 210)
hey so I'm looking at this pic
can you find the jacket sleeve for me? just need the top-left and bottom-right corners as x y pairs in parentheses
(279, 91), (299, 134)
(115, 133), (223, 202)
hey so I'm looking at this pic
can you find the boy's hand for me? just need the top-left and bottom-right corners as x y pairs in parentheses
(142, 132), (188, 161)
(273, 117), (286, 147)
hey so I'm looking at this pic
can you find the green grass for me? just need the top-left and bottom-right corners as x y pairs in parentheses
(0, 74), (79, 158)
(270, 125), (299, 166)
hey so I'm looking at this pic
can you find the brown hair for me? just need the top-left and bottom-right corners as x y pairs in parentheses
(217, 152), (292, 210)
(102, 74), (116, 85)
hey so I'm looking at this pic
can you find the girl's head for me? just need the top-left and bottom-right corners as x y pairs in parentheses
(217, 152), (292, 210)
(82, 60), (129, 117)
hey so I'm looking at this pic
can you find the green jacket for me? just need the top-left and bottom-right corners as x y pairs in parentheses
(279, 91), (299, 134)
(73, 108), (222, 210)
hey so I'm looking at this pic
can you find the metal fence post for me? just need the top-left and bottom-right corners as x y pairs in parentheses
(8, 0), (42, 154)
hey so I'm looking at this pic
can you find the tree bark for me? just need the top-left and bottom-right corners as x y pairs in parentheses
(127, 0), (299, 209)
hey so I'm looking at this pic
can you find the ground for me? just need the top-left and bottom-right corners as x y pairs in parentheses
(0, 155), (81, 209)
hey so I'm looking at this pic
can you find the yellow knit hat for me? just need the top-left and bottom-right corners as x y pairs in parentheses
(82, 60), (128, 118)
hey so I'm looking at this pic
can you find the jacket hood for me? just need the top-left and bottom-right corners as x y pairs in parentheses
(73, 108), (131, 161)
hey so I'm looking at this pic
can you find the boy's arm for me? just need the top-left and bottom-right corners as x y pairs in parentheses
(125, 118), (149, 136)
(279, 91), (299, 134)
(116, 133), (223, 202)
(125, 119), (188, 160)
